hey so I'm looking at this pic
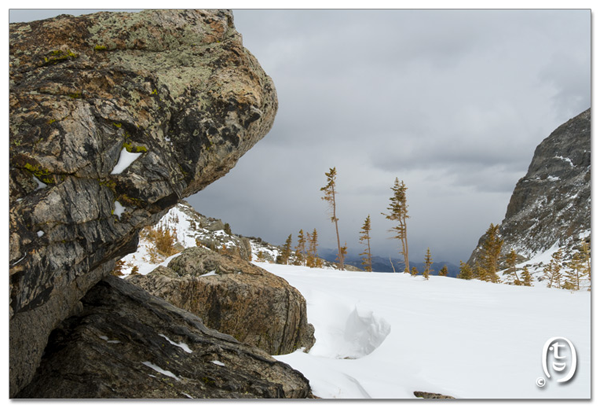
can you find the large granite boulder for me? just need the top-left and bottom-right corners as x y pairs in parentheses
(9, 9), (277, 396)
(127, 247), (316, 355)
(16, 276), (312, 399)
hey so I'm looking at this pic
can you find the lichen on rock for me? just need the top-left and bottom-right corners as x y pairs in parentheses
(127, 247), (317, 356)
(9, 9), (277, 396)
(16, 276), (312, 399)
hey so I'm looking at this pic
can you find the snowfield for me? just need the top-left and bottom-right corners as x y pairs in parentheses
(113, 203), (591, 400)
(256, 263), (591, 399)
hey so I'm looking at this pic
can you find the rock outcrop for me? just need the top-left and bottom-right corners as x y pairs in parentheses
(9, 9), (277, 396)
(127, 247), (316, 355)
(172, 200), (254, 260)
(469, 108), (591, 267)
(16, 276), (312, 399)
(414, 391), (455, 399)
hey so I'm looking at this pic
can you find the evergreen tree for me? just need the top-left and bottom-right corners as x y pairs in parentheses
(337, 243), (348, 268)
(438, 265), (448, 277)
(382, 178), (409, 272)
(311, 228), (319, 256)
(306, 229), (319, 268)
(520, 266), (532, 287)
(224, 223), (232, 235)
(543, 248), (563, 288)
(423, 248), (432, 280)
(566, 251), (584, 291)
(581, 239), (591, 288)
(411, 266), (419, 276)
(294, 229), (306, 266)
(279, 234), (293, 265)
(305, 231), (315, 268)
(480, 224), (503, 283)
(457, 260), (473, 280)
(315, 256), (324, 268)
(505, 249), (521, 285)
(359, 215), (373, 272)
(321, 167), (345, 270)
(475, 261), (488, 281)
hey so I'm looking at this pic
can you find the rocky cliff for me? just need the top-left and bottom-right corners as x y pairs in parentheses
(9, 9), (278, 397)
(469, 108), (591, 270)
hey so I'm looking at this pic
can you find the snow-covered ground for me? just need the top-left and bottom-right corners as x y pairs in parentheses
(113, 203), (591, 400)
(118, 204), (242, 276)
(511, 238), (591, 290)
(257, 263), (591, 400)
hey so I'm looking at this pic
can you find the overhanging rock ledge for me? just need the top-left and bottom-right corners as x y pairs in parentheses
(9, 9), (277, 396)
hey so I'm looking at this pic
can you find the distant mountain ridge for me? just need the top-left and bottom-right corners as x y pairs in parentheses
(318, 248), (460, 276)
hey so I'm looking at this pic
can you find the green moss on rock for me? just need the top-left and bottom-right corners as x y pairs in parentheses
(23, 162), (54, 185)
(42, 49), (78, 66)
(123, 141), (148, 153)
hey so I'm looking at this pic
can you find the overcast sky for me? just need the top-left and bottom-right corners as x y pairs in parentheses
(194, 9), (591, 264)
(9, 8), (591, 265)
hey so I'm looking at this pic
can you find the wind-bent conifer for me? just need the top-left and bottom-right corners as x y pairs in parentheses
(306, 228), (319, 268)
(543, 248), (563, 288)
(423, 248), (432, 280)
(382, 178), (409, 272)
(505, 249), (521, 285)
(279, 234), (293, 265)
(359, 215), (373, 272)
(520, 266), (532, 286)
(294, 229), (306, 266)
(438, 265), (448, 277)
(581, 240), (591, 288)
(338, 243), (348, 267)
(480, 223), (503, 283)
(411, 266), (419, 276)
(321, 167), (344, 270)
(457, 260), (473, 280)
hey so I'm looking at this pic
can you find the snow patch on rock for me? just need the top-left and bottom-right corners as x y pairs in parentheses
(159, 334), (192, 354)
(111, 148), (143, 175)
(142, 361), (181, 381)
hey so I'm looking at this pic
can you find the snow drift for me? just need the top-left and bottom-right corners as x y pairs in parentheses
(260, 263), (590, 399)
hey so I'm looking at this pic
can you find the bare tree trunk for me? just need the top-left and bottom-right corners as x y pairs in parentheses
(366, 236), (372, 272)
(332, 194), (344, 271)
(400, 220), (409, 273)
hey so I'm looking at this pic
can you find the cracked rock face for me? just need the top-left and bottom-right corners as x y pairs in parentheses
(127, 247), (316, 356)
(9, 9), (277, 396)
(16, 276), (312, 399)
(468, 108), (591, 266)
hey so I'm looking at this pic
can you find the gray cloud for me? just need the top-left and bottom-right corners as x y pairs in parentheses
(190, 9), (590, 265)
(10, 8), (590, 265)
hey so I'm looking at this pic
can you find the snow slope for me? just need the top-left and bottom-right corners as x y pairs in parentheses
(118, 202), (340, 277)
(258, 263), (591, 399)
(114, 203), (591, 400)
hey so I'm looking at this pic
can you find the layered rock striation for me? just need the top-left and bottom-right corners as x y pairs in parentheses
(127, 247), (316, 355)
(17, 276), (312, 399)
(9, 9), (277, 396)
(469, 108), (591, 266)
